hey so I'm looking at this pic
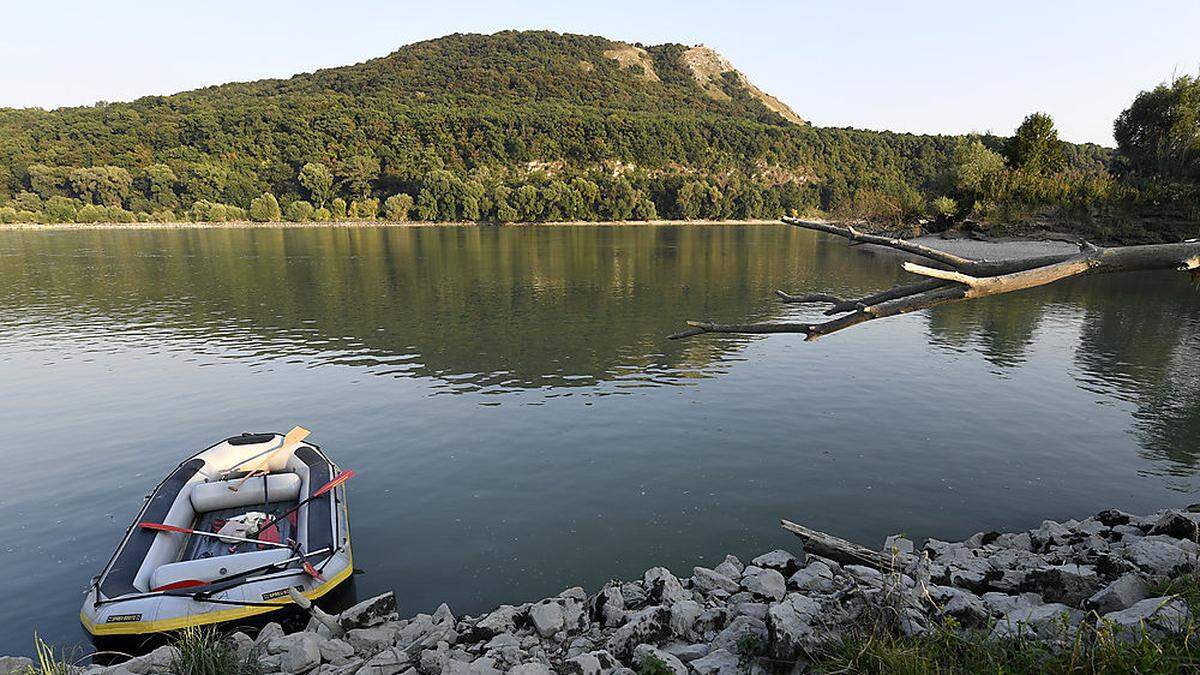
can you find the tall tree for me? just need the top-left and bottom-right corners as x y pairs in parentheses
(492, 185), (517, 223)
(298, 162), (334, 207)
(542, 180), (570, 221)
(1006, 112), (1065, 175)
(951, 139), (1007, 206)
(513, 185), (543, 222)
(339, 156), (380, 199)
(141, 164), (179, 209)
(677, 180), (706, 220)
(1114, 75), (1200, 181)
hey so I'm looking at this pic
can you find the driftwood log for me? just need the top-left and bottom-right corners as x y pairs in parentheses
(670, 218), (1200, 341)
(780, 519), (912, 570)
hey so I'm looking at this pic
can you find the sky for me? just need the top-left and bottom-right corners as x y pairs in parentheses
(2, 1), (1197, 146)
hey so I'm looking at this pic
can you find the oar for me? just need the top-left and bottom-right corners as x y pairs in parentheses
(139, 522), (291, 549)
(229, 426), (310, 492)
(99, 547), (333, 604)
(302, 561), (326, 583)
(150, 547), (332, 593)
(251, 470), (356, 538)
(170, 549), (332, 597)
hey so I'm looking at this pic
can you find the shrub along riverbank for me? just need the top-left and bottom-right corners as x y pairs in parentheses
(9, 506), (1200, 674)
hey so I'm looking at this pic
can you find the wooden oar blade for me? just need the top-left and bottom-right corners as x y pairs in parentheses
(231, 425), (312, 492)
(312, 470), (356, 498)
(283, 425), (311, 446)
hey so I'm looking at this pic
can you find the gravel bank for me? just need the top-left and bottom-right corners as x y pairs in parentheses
(907, 235), (1081, 261)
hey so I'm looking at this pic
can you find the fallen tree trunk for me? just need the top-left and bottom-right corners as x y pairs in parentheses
(670, 219), (1200, 341)
(781, 519), (912, 570)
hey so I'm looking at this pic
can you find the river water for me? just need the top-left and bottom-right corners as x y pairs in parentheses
(1, 224), (1197, 655)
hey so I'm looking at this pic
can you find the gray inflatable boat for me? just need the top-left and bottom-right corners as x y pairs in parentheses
(81, 430), (353, 637)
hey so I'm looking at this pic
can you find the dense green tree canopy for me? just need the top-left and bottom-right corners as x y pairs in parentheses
(298, 162), (334, 207)
(0, 30), (1146, 227)
(249, 192), (282, 222)
(1007, 113), (1065, 175)
(1114, 75), (1200, 182)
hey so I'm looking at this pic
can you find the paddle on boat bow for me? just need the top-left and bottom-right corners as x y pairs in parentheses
(228, 426), (311, 492)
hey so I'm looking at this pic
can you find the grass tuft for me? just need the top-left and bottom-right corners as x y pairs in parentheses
(813, 576), (1200, 675)
(23, 634), (73, 675)
(637, 653), (675, 675)
(169, 626), (262, 675)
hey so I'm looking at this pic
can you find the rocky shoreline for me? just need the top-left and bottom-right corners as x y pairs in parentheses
(6, 506), (1199, 675)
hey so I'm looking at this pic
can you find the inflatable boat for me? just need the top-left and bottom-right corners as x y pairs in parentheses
(81, 428), (353, 637)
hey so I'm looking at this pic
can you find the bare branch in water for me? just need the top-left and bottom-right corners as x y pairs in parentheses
(671, 218), (1200, 341)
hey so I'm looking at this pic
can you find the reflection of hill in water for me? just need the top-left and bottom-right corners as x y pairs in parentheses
(2, 226), (1197, 466)
(0, 226), (906, 393)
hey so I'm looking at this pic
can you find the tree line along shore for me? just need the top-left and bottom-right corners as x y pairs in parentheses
(0, 31), (1196, 241)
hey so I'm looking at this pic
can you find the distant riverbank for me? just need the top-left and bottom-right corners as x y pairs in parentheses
(0, 219), (1090, 259)
(0, 219), (784, 231)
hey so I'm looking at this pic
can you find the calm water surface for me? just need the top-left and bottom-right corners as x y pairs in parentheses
(1, 224), (1198, 655)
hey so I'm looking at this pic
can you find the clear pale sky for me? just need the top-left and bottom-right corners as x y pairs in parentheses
(3, 1), (1197, 146)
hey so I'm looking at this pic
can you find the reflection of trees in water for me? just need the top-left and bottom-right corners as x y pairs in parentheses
(920, 269), (1200, 480)
(1070, 273), (1200, 480)
(0, 226), (880, 392)
(2, 227), (1198, 475)
(924, 293), (1050, 369)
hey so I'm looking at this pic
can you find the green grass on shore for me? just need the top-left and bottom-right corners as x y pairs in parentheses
(812, 619), (1199, 674)
(800, 576), (1200, 674)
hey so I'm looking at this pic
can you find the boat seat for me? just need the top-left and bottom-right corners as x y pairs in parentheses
(150, 548), (292, 591)
(190, 474), (301, 514)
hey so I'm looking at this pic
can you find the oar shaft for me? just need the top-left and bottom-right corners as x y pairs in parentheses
(141, 523), (290, 549)
(253, 470), (354, 537)
(100, 547), (333, 605)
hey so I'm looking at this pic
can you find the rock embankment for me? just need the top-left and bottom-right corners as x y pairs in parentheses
(12, 506), (1200, 675)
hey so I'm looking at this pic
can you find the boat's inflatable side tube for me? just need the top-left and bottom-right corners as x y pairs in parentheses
(295, 446), (334, 553)
(100, 458), (205, 599)
(190, 474), (301, 513)
(150, 548), (293, 591)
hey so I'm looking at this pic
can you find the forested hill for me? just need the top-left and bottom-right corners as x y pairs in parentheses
(0, 30), (1112, 225)
(247, 31), (805, 123)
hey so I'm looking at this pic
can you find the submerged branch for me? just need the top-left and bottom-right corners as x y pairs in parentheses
(823, 279), (951, 315)
(774, 291), (848, 305)
(672, 320), (817, 338)
(672, 219), (1200, 341)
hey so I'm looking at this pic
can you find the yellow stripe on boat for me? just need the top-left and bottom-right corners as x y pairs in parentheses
(81, 561), (352, 636)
